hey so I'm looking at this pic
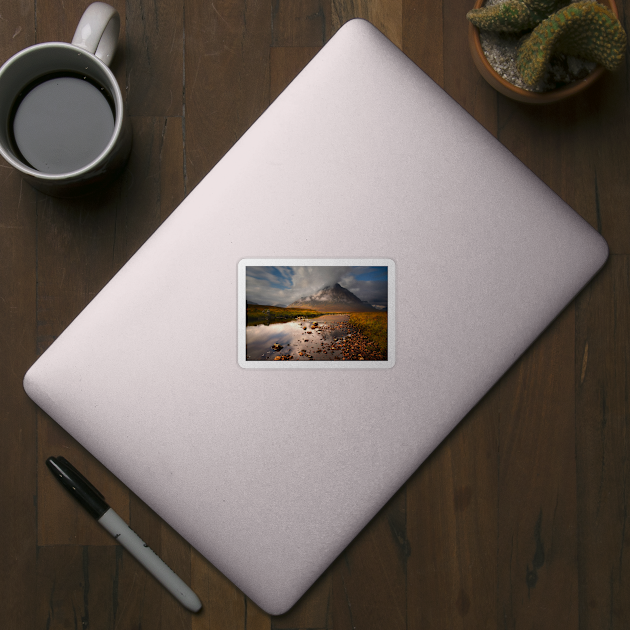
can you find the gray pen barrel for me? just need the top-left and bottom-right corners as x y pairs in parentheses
(98, 508), (202, 612)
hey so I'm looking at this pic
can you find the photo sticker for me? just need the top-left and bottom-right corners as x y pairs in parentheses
(238, 259), (395, 368)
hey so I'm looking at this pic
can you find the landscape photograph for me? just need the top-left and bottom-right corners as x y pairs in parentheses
(245, 265), (389, 362)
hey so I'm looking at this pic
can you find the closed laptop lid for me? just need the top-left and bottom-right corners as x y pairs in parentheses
(24, 19), (607, 614)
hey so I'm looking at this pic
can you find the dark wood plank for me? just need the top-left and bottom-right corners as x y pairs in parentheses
(190, 549), (248, 630)
(490, 17), (629, 625)
(36, 0), (128, 97)
(0, 4), (39, 629)
(581, 72), (630, 254)
(270, 47), (321, 103)
(497, 305), (578, 628)
(126, 0), (184, 117)
(33, 184), (129, 546)
(0, 113), (37, 627)
(330, 486), (407, 630)
(248, 603), (272, 630)
(0, 146), (38, 630)
(443, 0), (497, 132)
(159, 116), (187, 221)
(331, 0), (402, 47)
(36, 545), (118, 630)
(573, 0), (630, 254)
(407, 393), (499, 629)
(33, 188), (121, 353)
(36, 0), (122, 44)
(189, 560), (269, 630)
(113, 540), (190, 630)
(492, 37), (629, 255)
(38, 416), (129, 546)
(496, 96), (598, 227)
(0, 0), (35, 53)
(112, 116), (185, 270)
(271, 573), (332, 629)
(184, 0), (272, 192)
(402, 0), (444, 88)
(576, 256), (630, 629)
(108, 494), (192, 629)
(272, 0), (331, 47)
(32, 0), (127, 350)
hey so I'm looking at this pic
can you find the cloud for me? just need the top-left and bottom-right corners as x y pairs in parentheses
(289, 266), (354, 298)
(340, 277), (388, 307)
(246, 266), (351, 305)
(246, 266), (388, 307)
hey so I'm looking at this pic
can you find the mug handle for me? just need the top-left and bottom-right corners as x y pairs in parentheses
(71, 2), (120, 67)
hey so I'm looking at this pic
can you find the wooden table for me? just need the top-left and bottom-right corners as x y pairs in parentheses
(2, 1), (628, 628)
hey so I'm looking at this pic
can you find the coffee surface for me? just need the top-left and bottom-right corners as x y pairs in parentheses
(12, 75), (115, 174)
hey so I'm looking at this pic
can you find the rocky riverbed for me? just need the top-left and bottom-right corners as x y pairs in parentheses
(245, 314), (386, 362)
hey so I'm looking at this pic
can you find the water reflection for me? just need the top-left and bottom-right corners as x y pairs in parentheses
(246, 315), (350, 361)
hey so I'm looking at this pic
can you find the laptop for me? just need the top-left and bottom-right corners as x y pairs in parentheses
(23, 19), (608, 614)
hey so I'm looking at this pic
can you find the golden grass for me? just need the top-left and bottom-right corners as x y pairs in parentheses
(348, 312), (388, 355)
(246, 304), (323, 325)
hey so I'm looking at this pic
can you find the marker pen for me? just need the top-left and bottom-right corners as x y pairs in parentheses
(46, 456), (202, 613)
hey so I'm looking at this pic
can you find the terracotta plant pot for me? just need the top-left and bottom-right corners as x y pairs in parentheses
(468, 0), (619, 103)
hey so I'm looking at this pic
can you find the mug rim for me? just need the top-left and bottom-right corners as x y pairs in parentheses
(0, 41), (125, 181)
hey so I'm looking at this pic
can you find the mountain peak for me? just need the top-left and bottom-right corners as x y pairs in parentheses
(287, 283), (376, 312)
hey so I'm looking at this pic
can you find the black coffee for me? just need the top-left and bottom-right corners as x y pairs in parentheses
(10, 73), (115, 174)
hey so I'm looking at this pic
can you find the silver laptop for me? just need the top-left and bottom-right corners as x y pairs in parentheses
(23, 19), (607, 614)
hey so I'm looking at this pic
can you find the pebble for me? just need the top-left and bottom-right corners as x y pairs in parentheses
(252, 318), (386, 363)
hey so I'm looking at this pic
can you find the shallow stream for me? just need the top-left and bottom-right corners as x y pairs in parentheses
(245, 314), (350, 361)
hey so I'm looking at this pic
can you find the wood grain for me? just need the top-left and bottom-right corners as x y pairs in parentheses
(403, 0), (444, 88)
(35, 0), (128, 97)
(120, 495), (193, 629)
(331, 486), (408, 630)
(126, 0), (184, 117)
(497, 304), (578, 628)
(37, 417), (129, 546)
(33, 123), (150, 547)
(190, 549), (247, 630)
(0, 158), (38, 630)
(270, 47), (322, 103)
(1, 0), (629, 627)
(407, 391), (498, 629)
(271, 573), (332, 629)
(112, 116), (185, 270)
(582, 72), (630, 254)
(271, 0), (331, 46)
(332, 0), (403, 48)
(576, 256), (630, 629)
(443, 0), (497, 131)
(36, 545), (118, 630)
(0, 4), (38, 630)
(184, 0), (271, 191)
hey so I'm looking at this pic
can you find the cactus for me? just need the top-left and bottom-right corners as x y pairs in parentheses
(516, 1), (627, 85)
(467, 0), (568, 33)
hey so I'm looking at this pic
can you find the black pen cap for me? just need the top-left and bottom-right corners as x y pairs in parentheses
(46, 456), (110, 519)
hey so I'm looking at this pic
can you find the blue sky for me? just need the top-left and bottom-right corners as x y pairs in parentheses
(246, 265), (388, 308)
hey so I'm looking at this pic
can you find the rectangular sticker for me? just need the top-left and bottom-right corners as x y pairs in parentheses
(238, 259), (395, 368)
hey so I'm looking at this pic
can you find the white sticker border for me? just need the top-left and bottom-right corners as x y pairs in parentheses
(238, 258), (395, 369)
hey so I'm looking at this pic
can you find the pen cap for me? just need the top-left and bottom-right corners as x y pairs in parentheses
(46, 456), (110, 519)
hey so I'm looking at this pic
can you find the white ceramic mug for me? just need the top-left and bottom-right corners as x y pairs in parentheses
(0, 2), (131, 197)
